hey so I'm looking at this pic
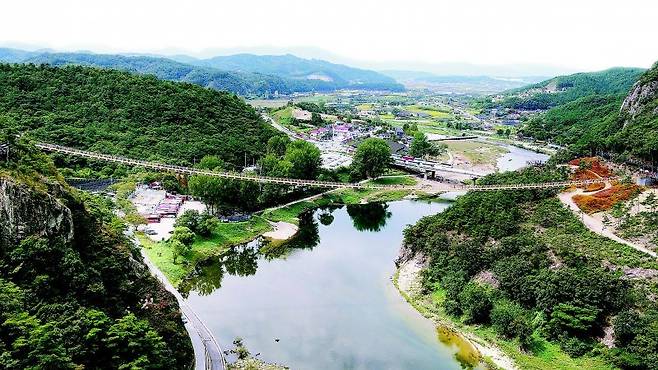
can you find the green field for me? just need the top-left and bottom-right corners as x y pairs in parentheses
(140, 216), (272, 286)
(406, 105), (453, 119)
(444, 140), (508, 165)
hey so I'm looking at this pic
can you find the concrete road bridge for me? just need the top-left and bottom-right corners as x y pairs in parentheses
(36, 142), (617, 192)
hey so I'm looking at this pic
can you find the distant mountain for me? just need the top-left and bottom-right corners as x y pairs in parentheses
(382, 70), (547, 94)
(0, 48), (403, 96)
(489, 67), (645, 110)
(175, 53), (404, 92)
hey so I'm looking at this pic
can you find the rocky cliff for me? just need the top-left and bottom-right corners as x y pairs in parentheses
(0, 162), (194, 368)
(621, 62), (658, 125)
(0, 177), (73, 252)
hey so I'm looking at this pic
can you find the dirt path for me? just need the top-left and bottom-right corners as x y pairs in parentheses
(558, 187), (657, 258)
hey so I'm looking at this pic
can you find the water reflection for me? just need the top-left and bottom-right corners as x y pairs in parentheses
(184, 200), (466, 369)
(437, 326), (483, 370)
(179, 242), (260, 296)
(181, 211), (322, 295)
(346, 202), (392, 232)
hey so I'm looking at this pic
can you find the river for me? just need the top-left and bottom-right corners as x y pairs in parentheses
(183, 200), (485, 370)
(496, 143), (549, 172)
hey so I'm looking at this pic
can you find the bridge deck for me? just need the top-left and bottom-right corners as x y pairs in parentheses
(36, 142), (617, 191)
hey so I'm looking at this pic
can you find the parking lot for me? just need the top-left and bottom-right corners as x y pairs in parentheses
(132, 186), (206, 242)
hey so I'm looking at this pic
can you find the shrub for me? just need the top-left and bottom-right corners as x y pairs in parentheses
(491, 299), (533, 342)
(458, 282), (494, 324)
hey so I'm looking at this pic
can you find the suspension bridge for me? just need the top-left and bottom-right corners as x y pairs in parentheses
(35, 142), (617, 191)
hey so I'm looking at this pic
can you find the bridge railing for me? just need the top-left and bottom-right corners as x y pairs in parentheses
(36, 142), (618, 192)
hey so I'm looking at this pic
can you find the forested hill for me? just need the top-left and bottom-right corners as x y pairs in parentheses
(0, 135), (193, 368)
(485, 67), (644, 110)
(403, 167), (658, 369)
(0, 48), (404, 95)
(177, 53), (404, 91)
(521, 62), (658, 162)
(0, 63), (276, 167)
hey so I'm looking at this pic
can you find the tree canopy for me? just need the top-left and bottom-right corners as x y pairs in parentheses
(350, 138), (391, 179)
(0, 64), (276, 170)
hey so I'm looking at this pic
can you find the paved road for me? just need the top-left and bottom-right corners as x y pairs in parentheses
(132, 233), (227, 370)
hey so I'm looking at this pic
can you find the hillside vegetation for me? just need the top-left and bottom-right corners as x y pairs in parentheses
(488, 68), (644, 110)
(522, 62), (658, 161)
(0, 48), (404, 95)
(403, 167), (658, 370)
(0, 134), (193, 369)
(0, 63), (275, 169)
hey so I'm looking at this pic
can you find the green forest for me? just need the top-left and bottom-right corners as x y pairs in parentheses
(521, 62), (658, 162)
(0, 48), (404, 96)
(485, 68), (644, 110)
(403, 167), (658, 369)
(0, 63), (276, 172)
(0, 134), (193, 369)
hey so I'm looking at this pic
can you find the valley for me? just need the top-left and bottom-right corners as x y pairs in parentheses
(1, 6), (658, 369)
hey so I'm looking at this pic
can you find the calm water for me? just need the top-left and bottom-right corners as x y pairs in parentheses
(497, 144), (549, 172)
(183, 200), (481, 370)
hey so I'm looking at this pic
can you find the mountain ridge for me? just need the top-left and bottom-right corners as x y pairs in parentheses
(0, 48), (403, 96)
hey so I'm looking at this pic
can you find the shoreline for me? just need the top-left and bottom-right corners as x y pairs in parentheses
(131, 230), (226, 370)
(393, 252), (518, 370)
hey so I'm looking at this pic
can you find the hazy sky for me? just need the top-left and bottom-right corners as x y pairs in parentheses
(2, 0), (657, 73)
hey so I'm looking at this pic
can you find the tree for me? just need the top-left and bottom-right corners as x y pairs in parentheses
(546, 303), (600, 338)
(350, 138), (391, 179)
(171, 226), (195, 246)
(175, 210), (201, 231)
(196, 155), (224, 171)
(409, 132), (446, 158)
(457, 282), (493, 324)
(196, 214), (219, 237)
(310, 112), (324, 126)
(284, 140), (321, 180)
(169, 239), (189, 264)
(266, 136), (291, 157)
(105, 313), (172, 369)
(490, 299), (533, 347)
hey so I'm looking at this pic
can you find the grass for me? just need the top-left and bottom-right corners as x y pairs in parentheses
(139, 216), (272, 286)
(473, 327), (616, 370)
(406, 105), (453, 119)
(370, 176), (418, 186)
(271, 106), (293, 124)
(444, 140), (508, 166)
(262, 200), (320, 224)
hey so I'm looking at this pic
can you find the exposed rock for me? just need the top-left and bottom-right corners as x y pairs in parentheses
(600, 323), (615, 349)
(621, 267), (658, 280)
(473, 270), (500, 288)
(621, 61), (658, 126)
(395, 242), (424, 267)
(0, 177), (74, 251)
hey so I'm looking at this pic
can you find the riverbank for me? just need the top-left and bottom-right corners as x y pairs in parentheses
(393, 253), (517, 370)
(132, 233), (225, 370)
(139, 176), (428, 287)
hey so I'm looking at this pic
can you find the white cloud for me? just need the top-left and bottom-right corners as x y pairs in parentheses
(2, 0), (657, 72)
